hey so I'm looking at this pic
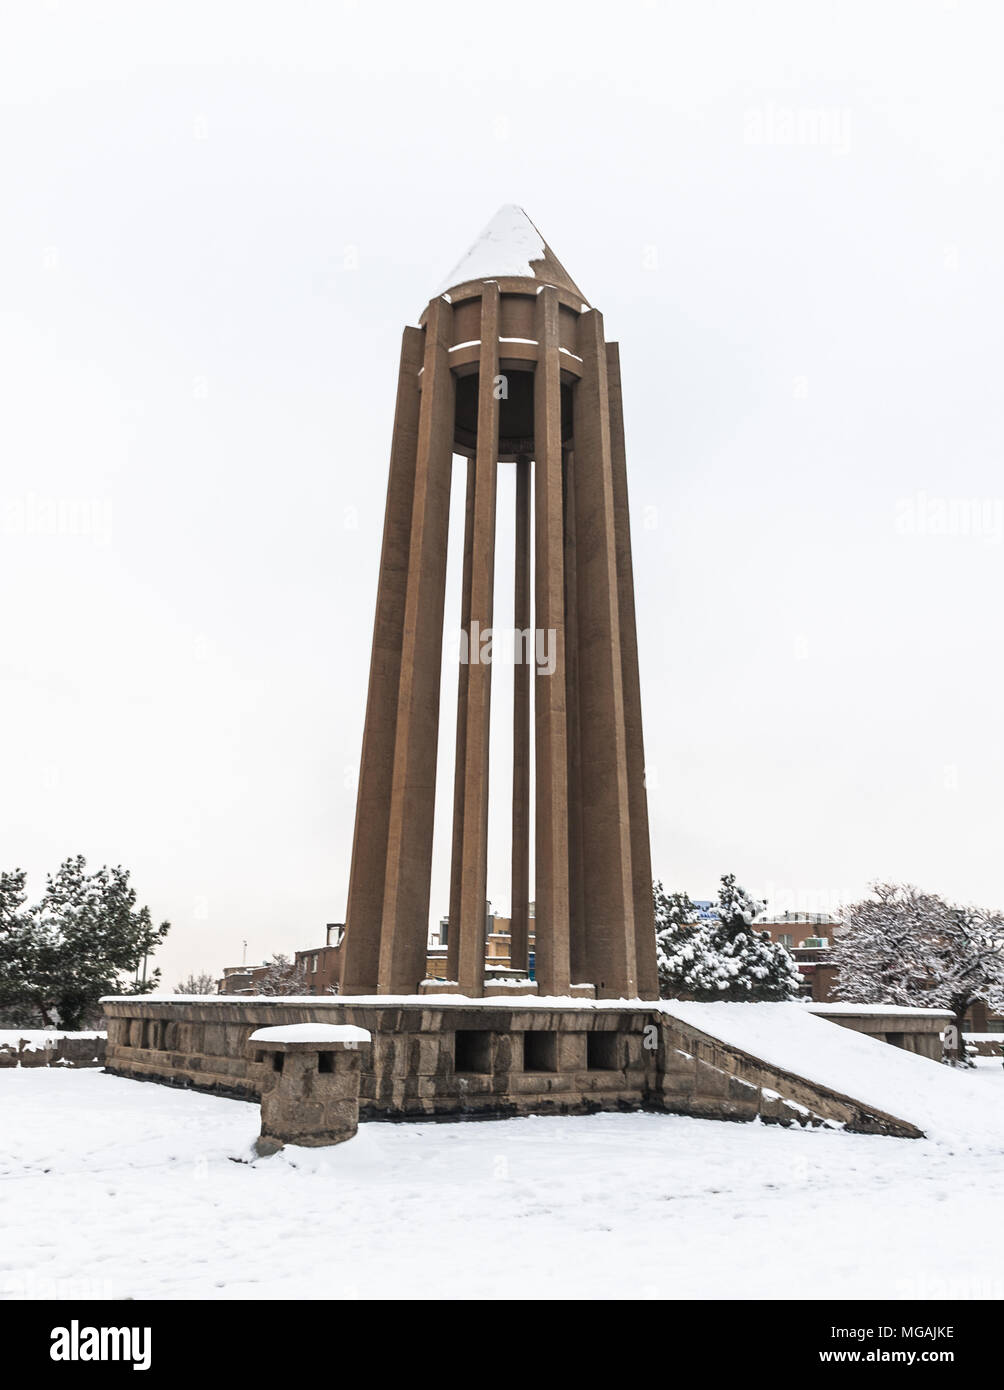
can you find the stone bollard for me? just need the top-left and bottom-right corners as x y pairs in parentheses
(247, 1023), (372, 1155)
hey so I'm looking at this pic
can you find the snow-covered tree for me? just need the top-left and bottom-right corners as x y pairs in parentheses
(701, 874), (803, 1001)
(0, 869), (39, 1026)
(655, 873), (802, 1002)
(175, 971), (217, 995)
(0, 858), (169, 1029)
(253, 953), (309, 996)
(833, 883), (1004, 1065)
(654, 882), (700, 998)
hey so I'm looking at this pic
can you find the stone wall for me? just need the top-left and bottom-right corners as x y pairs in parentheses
(0, 1033), (106, 1069)
(101, 998), (923, 1137)
(103, 999), (653, 1117)
(810, 1008), (950, 1061)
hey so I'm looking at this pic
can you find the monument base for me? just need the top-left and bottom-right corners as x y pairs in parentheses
(100, 995), (924, 1136)
(103, 995), (652, 1118)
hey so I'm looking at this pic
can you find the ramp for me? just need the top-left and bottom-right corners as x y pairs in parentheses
(656, 1001), (1000, 1146)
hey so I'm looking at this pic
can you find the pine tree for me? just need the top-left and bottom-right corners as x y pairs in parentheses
(654, 873), (802, 1002)
(0, 869), (40, 1026)
(699, 874), (803, 1001)
(0, 858), (169, 1029)
(654, 881), (701, 998)
(36, 857), (170, 1028)
(832, 883), (1004, 1065)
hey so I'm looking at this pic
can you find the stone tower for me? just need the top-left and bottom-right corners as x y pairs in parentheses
(339, 206), (658, 1000)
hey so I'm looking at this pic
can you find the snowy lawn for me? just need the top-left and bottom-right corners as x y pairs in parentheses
(3, 1068), (1003, 1301)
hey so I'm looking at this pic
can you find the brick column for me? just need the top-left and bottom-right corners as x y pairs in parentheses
(532, 287), (570, 997)
(456, 285), (501, 997)
(573, 310), (638, 998)
(562, 449), (586, 984)
(377, 297), (456, 993)
(510, 454), (531, 974)
(446, 458), (476, 984)
(341, 326), (424, 995)
(606, 343), (659, 999)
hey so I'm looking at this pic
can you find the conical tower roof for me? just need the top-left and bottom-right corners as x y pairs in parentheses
(437, 205), (588, 304)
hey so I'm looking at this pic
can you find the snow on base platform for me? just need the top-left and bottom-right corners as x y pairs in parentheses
(661, 1002), (1004, 1149)
(247, 1023), (371, 1046)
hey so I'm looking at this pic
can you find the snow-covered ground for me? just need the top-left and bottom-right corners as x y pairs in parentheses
(3, 1066), (1003, 1301)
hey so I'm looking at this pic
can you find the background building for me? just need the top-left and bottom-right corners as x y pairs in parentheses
(426, 902), (536, 982)
(216, 924), (345, 996)
(294, 923), (345, 995)
(754, 910), (843, 1002)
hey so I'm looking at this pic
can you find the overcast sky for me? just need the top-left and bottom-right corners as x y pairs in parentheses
(2, 1), (1002, 985)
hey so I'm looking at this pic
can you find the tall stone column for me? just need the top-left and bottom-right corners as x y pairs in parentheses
(455, 286), (501, 996)
(562, 449), (587, 984)
(606, 344), (659, 998)
(446, 459), (476, 985)
(341, 326), (425, 995)
(342, 207), (659, 1002)
(510, 454), (531, 975)
(532, 287), (571, 997)
(573, 309), (638, 998)
(377, 297), (456, 994)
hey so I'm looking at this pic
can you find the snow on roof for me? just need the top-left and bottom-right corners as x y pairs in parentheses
(435, 204), (588, 303)
(437, 205), (546, 292)
(248, 1023), (371, 1046)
